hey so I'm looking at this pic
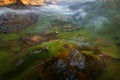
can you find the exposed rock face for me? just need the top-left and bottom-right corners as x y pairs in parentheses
(23, 49), (105, 80)
(0, 13), (38, 33)
(25, 0), (44, 5)
(0, 0), (44, 6)
(102, 0), (120, 9)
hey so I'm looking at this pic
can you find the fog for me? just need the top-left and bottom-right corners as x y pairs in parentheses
(0, 0), (88, 16)
(0, 0), (109, 29)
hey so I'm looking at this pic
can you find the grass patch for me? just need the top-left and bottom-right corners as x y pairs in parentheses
(0, 33), (20, 41)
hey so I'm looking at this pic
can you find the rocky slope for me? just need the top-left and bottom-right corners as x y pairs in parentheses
(0, 0), (44, 6)
(0, 12), (38, 33)
(0, 1), (120, 80)
(104, 0), (120, 9)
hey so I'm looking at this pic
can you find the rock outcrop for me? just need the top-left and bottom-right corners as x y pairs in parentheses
(102, 0), (120, 9)
(0, 0), (44, 6)
(23, 49), (105, 80)
(0, 13), (38, 33)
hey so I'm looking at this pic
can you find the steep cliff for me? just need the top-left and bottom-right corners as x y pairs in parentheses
(0, 0), (44, 6)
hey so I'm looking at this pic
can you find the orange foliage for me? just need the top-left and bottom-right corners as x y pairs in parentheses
(0, 0), (45, 6)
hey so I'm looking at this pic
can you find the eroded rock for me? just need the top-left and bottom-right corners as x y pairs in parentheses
(23, 48), (105, 80)
(0, 13), (38, 33)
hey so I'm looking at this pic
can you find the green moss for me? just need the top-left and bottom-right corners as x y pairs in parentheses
(7, 40), (68, 80)
(0, 33), (20, 41)
(0, 50), (16, 75)
(26, 40), (66, 55)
